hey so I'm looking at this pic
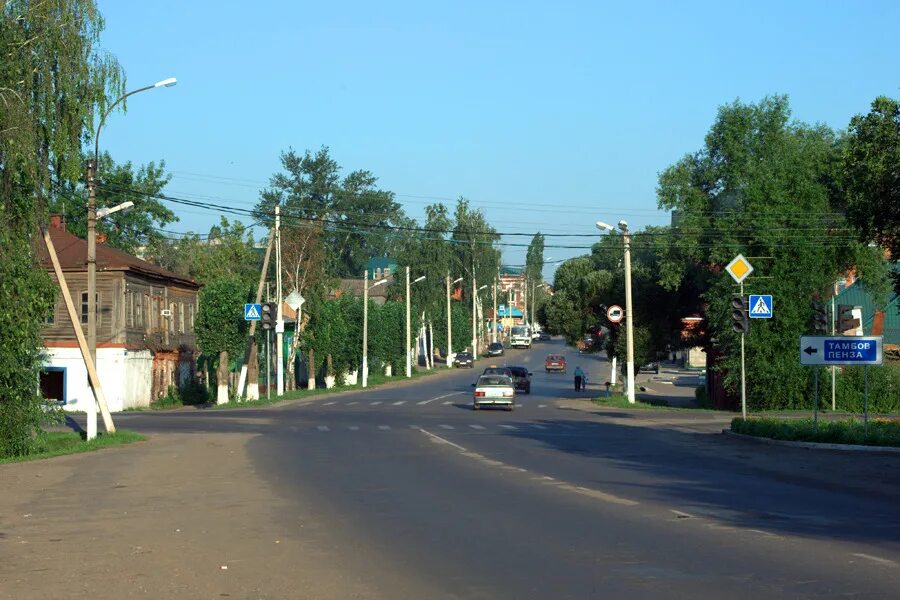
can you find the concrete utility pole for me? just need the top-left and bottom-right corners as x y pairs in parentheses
(406, 266), (411, 377)
(472, 276), (477, 354)
(275, 204), (284, 396)
(446, 273), (453, 368)
(363, 270), (370, 388)
(623, 225), (636, 404)
(237, 234), (274, 399)
(492, 276), (497, 344)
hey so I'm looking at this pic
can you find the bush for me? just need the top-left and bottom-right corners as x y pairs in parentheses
(832, 363), (900, 413)
(731, 417), (900, 447)
(152, 382), (210, 410)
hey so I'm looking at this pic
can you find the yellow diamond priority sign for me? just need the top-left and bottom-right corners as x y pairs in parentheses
(725, 254), (754, 284)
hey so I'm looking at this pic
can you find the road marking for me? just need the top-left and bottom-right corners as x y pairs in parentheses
(439, 424), (455, 430)
(426, 391), (464, 403)
(420, 428), (467, 451)
(530, 424), (548, 430)
(442, 401), (453, 405)
(324, 401), (336, 406)
(498, 424), (517, 430)
(573, 486), (639, 507)
(348, 401), (359, 405)
(316, 425), (330, 432)
(378, 425), (391, 431)
(670, 510), (694, 519)
(348, 426), (360, 431)
(538, 404), (547, 408)
(851, 553), (897, 567)
(392, 400), (406, 406)
(408, 424), (421, 429)
(469, 424), (486, 430)
(370, 401), (382, 405)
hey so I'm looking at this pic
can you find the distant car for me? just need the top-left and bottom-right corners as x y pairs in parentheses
(486, 342), (505, 357)
(472, 374), (515, 411)
(454, 351), (474, 368)
(538, 331), (551, 341)
(545, 354), (566, 373)
(506, 365), (533, 394)
(639, 361), (660, 374)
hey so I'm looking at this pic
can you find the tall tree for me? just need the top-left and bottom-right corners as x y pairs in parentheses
(842, 96), (900, 295)
(195, 277), (249, 404)
(256, 146), (405, 277)
(656, 96), (882, 409)
(49, 152), (176, 255)
(1, 0), (123, 457)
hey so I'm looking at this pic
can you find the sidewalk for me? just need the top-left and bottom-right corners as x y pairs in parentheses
(0, 430), (432, 599)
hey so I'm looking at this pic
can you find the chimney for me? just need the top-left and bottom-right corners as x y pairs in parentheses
(49, 214), (65, 231)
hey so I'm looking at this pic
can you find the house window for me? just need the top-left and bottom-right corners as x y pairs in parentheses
(135, 293), (144, 328)
(375, 268), (382, 279)
(169, 303), (176, 333)
(179, 303), (185, 334)
(188, 303), (195, 330)
(127, 292), (134, 328)
(80, 292), (100, 325)
(383, 267), (391, 277)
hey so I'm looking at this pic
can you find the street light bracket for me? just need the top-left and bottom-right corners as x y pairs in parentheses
(154, 77), (178, 88)
(595, 221), (614, 231)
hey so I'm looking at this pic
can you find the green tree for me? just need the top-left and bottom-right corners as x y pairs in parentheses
(195, 277), (249, 403)
(370, 301), (405, 374)
(49, 152), (176, 255)
(656, 96), (879, 410)
(256, 146), (405, 277)
(1, 0), (123, 457)
(842, 96), (900, 295)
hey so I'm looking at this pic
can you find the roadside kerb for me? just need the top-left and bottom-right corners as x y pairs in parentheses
(722, 429), (900, 454)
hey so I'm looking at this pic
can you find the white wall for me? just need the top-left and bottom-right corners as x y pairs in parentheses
(43, 347), (153, 412)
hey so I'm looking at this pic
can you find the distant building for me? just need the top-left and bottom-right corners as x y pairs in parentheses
(367, 257), (397, 282)
(38, 216), (201, 411)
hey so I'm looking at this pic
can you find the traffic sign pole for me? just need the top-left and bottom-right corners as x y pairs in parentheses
(813, 367), (819, 431)
(739, 282), (747, 420)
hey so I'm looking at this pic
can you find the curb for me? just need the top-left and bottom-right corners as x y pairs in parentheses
(722, 429), (900, 454)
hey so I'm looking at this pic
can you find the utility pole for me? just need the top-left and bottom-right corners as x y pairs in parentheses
(406, 266), (412, 378)
(85, 159), (98, 439)
(275, 204), (284, 396)
(363, 270), (369, 388)
(831, 281), (837, 411)
(446, 273), (453, 368)
(623, 227), (636, 404)
(266, 282), (271, 400)
(472, 276), (477, 354)
(492, 276), (497, 344)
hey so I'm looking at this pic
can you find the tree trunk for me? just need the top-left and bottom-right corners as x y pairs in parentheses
(203, 360), (210, 392)
(307, 348), (316, 390)
(325, 354), (335, 389)
(216, 350), (229, 405)
(246, 340), (259, 400)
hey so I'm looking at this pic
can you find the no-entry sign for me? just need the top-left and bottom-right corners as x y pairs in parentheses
(607, 305), (624, 324)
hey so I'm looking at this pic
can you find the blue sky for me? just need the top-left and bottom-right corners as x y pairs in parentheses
(97, 0), (900, 278)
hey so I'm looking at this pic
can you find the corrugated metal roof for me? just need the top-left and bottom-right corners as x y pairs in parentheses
(835, 280), (899, 345)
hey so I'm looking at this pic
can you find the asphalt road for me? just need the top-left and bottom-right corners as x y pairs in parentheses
(105, 339), (900, 599)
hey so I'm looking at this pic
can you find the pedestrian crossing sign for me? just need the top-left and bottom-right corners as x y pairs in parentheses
(244, 303), (262, 320)
(748, 295), (773, 319)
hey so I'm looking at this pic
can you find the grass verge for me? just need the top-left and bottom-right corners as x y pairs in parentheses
(591, 394), (719, 411)
(0, 430), (145, 465)
(730, 417), (900, 448)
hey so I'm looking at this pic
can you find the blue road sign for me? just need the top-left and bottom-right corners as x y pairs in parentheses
(749, 294), (773, 319)
(799, 336), (883, 366)
(244, 303), (262, 321)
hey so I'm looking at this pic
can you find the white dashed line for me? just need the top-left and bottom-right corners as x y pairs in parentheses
(499, 424), (517, 430)
(439, 424), (455, 430)
(851, 553), (897, 567)
(324, 401), (336, 406)
(469, 424), (486, 430)
(378, 425), (391, 431)
(442, 401), (453, 405)
(538, 404), (547, 408)
(370, 401), (382, 405)
(348, 401), (358, 406)
(348, 426), (360, 431)
(530, 424), (547, 430)
(316, 425), (330, 432)
(393, 400), (406, 406)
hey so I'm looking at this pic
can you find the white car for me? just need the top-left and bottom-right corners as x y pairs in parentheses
(472, 374), (515, 411)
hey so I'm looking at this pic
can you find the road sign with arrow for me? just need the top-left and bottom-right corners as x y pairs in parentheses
(799, 335), (883, 366)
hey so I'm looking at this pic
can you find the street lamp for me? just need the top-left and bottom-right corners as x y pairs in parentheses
(406, 266), (426, 378)
(85, 77), (176, 440)
(362, 274), (389, 388)
(473, 284), (488, 355)
(597, 219), (635, 403)
(446, 275), (463, 367)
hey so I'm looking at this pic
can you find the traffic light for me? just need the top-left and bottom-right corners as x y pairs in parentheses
(837, 304), (860, 335)
(812, 301), (828, 333)
(260, 301), (277, 330)
(731, 296), (750, 334)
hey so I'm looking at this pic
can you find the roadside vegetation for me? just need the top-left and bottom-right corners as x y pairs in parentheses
(0, 431), (145, 465)
(590, 394), (719, 411)
(731, 417), (900, 448)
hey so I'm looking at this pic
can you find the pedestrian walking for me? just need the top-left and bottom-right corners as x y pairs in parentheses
(574, 366), (586, 391)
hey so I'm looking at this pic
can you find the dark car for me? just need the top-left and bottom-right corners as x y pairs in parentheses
(486, 342), (505, 357)
(639, 361), (660, 374)
(507, 365), (533, 394)
(538, 331), (551, 341)
(454, 351), (475, 368)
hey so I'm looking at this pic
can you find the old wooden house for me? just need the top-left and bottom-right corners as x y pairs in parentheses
(38, 217), (201, 411)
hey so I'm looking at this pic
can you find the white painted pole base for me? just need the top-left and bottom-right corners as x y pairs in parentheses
(246, 383), (259, 401)
(216, 384), (229, 405)
(385, 364), (392, 377)
(325, 375), (336, 389)
(610, 356), (617, 387)
(346, 370), (358, 386)
(626, 361), (636, 403)
(87, 400), (98, 441)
